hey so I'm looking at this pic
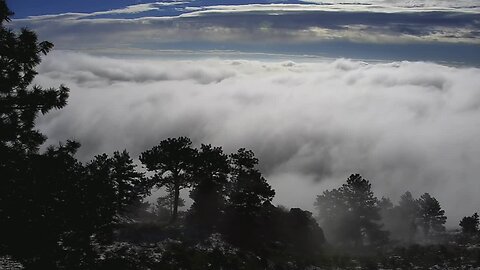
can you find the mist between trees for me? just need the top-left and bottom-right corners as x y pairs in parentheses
(1, 1), (480, 269)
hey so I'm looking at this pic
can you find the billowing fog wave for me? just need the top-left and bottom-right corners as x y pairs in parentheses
(35, 52), (480, 226)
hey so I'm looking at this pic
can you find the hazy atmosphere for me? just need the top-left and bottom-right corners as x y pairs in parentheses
(34, 51), (480, 226)
(10, 0), (479, 226)
(2, 0), (480, 269)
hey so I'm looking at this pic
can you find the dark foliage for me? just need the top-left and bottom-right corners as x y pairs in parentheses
(227, 148), (275, 216)
(460, 213), (479, 235)
(0, 2), (70, 267)
(263, 206), (326, 266)
(1, 143), (150, 268)
(0, 5), (68, 154)
(81, 151), (148, 243)
(187, 144), (230, 238)
(140, 137), (197, 223)
(0, 2), (150, 267)
(222, 148), (276, 249)
(315, 174), (388, 248)
(417, 193), (447, 237)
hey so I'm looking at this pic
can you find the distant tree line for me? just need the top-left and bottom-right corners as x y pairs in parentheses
(1, 1), (479, 269)
(315, 174), (449, 249)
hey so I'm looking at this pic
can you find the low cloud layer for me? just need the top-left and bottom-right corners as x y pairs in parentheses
(35, 51), (480, 226)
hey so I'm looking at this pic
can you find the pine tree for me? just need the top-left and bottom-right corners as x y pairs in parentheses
(187, 144), (230, 237)
(0, 3), (150, 266)
(227, 148), (275, 216)
(140, 137), (197, 223)
(417, 193), (447, 236)
(397, 191), (420, 242)
(223, 148), (275, 248)
(459, 213), (479, 234)
(315, 174), (388, 247)
(0, 2), (70, 267)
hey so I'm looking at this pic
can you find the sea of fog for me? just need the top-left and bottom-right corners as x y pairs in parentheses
(34, 51), (480, 227)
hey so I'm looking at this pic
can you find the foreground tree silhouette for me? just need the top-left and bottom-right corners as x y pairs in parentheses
(187, 144), (230, 237)
(0, 0), (68, 191)
(2, 143), (149, 269)
(417, 193), (447, 237)
(0, 1), (69, 267)
(227, 148), (275, 218)
(315, 174), (387, 247)
(82, 151), (147, 241)
(2, 142), (82, 268)
(140, 137), (197, 223)
(0, 4), (68, 153)
(283, 208), (325, 259)
(223, 148), (275, 248)
(459, 213), (479, 235)
(0, 2), (150, 267)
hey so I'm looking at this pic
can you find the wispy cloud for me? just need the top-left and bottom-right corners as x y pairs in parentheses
(20, 1), (190, 21)
(184, 2), (480, 15)
(9, 3), (480, 65)
(35, 51), (480, 225)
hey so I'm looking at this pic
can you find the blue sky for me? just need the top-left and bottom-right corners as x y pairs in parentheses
(8, 0), (307, 18)
(7, 0), (480, 65)
(7, 0), (157, 18)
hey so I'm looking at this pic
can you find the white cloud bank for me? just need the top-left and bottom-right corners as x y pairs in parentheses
(35, 52), (480, 226)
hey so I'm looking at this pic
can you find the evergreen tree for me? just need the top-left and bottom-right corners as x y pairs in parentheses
(379, 191), (422, 243)
(459, 213), (479, 234)
(223, 148), (275, 248)
(0, 2), (70, 267)
(1, 142), (84, 269)
(227, 148), (275, 216)
(0, 2), (68, 154)
(0, 3), (150, 266)
(397, 191), (420, 241)
(140, 137), (197, 223)
(417, 193), (447, 236)
(315, 174), (388, 247)
(283, 208), (325, 258)
(187, 144), (230, 237)
(82, 151), (147, 242)
(0, 0), (69, 232)
(2, 143), (149, 269)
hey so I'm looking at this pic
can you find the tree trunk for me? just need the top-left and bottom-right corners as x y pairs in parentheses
(170, 179), (180, 223)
